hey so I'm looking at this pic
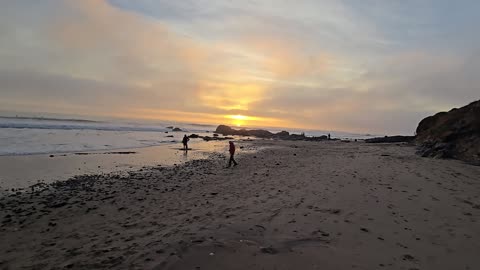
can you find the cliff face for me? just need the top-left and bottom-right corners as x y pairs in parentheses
(415, 100), (480, 165)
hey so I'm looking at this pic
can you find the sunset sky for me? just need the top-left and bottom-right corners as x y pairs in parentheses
(1, 0), (479, 134)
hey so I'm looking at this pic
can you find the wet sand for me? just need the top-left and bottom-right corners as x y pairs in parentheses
(1, 140), (479, 270)
(0, 139), (241, 190)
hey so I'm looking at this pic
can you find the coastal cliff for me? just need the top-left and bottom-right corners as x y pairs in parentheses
(415, 100), (480, 165)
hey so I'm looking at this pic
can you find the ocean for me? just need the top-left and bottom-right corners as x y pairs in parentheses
(0, 116), (216, 156)
(0, 116), (380, 156)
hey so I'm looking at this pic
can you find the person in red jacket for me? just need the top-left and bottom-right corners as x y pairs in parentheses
(228, 141), (238, 167)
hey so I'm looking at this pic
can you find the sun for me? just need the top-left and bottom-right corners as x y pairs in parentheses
(226, 114), (250, 127)
(230, 115), (248, 121)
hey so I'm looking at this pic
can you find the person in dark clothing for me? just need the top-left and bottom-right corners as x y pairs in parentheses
(228, 141), (238, 167)
(182, 135), (190, 150)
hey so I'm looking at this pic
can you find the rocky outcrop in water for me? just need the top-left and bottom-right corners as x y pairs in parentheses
(215, 125), (274, 138)
(214, 125), (329, 141)
(415, 100), (480, 165)
(187, 133), (233, 141)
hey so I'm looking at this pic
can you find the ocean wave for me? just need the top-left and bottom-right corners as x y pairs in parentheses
(0, 122), (171, 132)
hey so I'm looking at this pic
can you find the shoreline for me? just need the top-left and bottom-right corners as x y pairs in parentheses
(0, 138), (259, 190)
(1, 140), (479, 269)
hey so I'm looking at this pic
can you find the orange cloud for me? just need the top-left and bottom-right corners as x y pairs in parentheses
(197, 81), (265, 111)
(234, 36), (332, 80)
(50, 0), (210, 86)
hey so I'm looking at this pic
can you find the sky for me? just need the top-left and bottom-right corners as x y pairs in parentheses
(0, 0), (479, 134)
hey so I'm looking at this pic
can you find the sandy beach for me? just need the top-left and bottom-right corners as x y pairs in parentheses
(1, 140), (479, 270)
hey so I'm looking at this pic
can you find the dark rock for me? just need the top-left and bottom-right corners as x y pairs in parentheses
(215, 125), (273, 138)
(214, 125), (235, 135)
(188, 134), (201, 139)
(202, 136), (229, 141)
(402, 254), (415, 261)
(50, 202), (68, 208)
(260, 247), (278, 254)
(365, 136), (415, 143)
(275, 131), (290, 138)
(105, 151), (136, 155)
(214, 125), (329, 141)
(415, 100), (480, 164)
(172, 128), (182, 132)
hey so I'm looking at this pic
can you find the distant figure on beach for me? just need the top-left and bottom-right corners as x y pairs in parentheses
(228, 141), (238, 167)
(328, 133), (331, 140)
(182, 135), (190, 150)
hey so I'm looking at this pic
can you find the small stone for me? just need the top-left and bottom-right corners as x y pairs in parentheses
(260, 247), (278, 254)
(402, 254), (415, 261)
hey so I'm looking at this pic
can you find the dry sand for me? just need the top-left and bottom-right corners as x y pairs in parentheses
(1, 140), (479, 270)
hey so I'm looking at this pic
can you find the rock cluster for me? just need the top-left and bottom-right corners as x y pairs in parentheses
(415, 100), (480, 164)
(214, 125), (329, 141)
(215, 125), (274, 138)
(365, 136), (415, 143)
(187, 133), (233, 141)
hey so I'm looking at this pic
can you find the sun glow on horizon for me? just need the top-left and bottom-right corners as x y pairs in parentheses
(222, 114), (290, 128)
(225, 114), (255, 127)
(229, 114), (248, 121)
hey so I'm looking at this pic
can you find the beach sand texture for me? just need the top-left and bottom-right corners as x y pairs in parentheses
(1, 140), (479, 270)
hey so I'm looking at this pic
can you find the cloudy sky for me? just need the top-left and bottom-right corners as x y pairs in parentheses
(0, 0), (479, 134)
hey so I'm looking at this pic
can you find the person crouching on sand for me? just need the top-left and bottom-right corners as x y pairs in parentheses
(228, 141), (238, 167)
(182, 135), (190, 150)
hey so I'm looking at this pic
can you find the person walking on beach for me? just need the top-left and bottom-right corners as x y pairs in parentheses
(228, 141), (238, 167)
(182, 135), (190, 150)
